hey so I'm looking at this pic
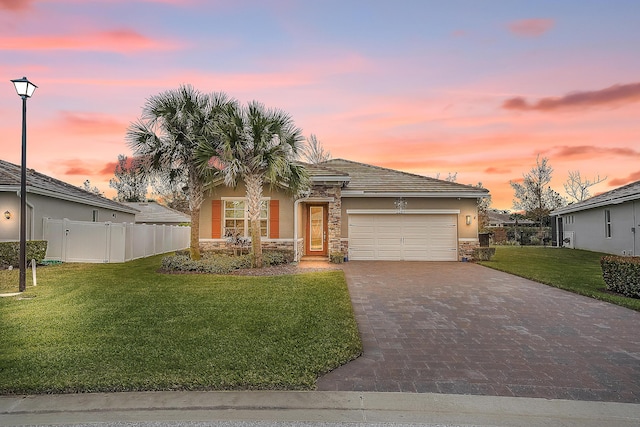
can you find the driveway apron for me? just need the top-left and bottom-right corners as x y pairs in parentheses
(316, 261), (640, 403)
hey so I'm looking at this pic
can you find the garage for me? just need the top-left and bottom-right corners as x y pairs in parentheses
(348, 213), (458, 261)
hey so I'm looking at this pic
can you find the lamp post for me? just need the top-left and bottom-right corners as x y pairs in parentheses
(10, 77), (37, 293)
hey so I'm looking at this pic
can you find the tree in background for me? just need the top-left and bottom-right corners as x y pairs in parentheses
(564, 170), (606, 203)
(197, 100), (309, 268)
(109, 154), (148, 202)
(127, 86), (235, 260)
(81, 179), (103, 197)
(150, 173), (189, 214)
(300, 134), (331, 164)
(510, 155), (565, 238)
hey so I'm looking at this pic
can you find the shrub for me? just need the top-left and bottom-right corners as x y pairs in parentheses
(0, 241), (48, 267)
(473, 247), (496, 261)
(329, 251), (345, 264)
(263, 250), (290, 266)
(601, 256), (640, 298)
(162, 250), (293, 274)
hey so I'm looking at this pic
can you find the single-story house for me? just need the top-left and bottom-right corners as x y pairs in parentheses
(486, 209), (536, 228)
(199, 159), (489, 261)
(551, 180), (640, 256)
(123, 201), (190, 225)
(0, 159), (137, 242)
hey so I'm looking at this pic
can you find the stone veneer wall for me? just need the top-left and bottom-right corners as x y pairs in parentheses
(309, 185), (342, 256)
(459, 239), (479, 261)
(200, 240), (294, 252)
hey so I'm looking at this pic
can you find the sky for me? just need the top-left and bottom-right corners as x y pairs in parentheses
(1, 0), (639, 210)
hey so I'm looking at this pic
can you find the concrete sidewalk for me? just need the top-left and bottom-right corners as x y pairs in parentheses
(1, 391), (639, 426)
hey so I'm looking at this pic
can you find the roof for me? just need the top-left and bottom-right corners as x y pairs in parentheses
(0, 159), (138, 214)
(552, 180), (640, 215)
(122, 201), (191, 224)
(487, 209), (535, 225)
(319, 159), (489, 198)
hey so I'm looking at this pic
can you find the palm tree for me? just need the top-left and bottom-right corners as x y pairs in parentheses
(127, 85), (236, 260)
(198, 101), (309, 268)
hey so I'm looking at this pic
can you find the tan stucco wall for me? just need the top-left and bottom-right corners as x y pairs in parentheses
(200, 184), (296, 239)
(340, 197), (480, 238)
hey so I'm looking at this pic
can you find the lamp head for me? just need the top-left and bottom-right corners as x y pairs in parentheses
(4, 211), (10, 220)
(10, 76), (37, 98)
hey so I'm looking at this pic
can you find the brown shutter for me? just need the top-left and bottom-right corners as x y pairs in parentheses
(211, 200), (222, 238)
(269, 200), (279, 238)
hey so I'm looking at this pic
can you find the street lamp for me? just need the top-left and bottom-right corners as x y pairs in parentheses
(11, 76), (37, 293)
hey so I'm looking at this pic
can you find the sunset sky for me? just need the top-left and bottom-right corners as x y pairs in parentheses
(2, 0), (639, 210)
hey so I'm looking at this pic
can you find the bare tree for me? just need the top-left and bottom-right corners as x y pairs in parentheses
(300, 134), (331, 164)
(564, 170), (606, 203)
(510, 155), (566, 238)
(81, 179), (104, 197)
(109, 154), (148, 202)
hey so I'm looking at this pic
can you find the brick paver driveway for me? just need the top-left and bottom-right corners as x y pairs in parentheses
(316, 261), (640, 403)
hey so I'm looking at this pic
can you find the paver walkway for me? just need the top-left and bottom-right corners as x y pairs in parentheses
(316, 261), (640, 403)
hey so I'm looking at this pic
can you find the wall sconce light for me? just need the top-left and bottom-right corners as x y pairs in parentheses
(466, 215), (472, 225)
(4, 211), (11, 220)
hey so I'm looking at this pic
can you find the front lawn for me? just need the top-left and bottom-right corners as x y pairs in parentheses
(0, 256), (362, 394)
(478, 246), (640, 311)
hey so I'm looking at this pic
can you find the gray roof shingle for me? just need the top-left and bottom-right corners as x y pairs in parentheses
(552, 180), (640, 215)
(0, 159), (138, 214)
(122, 201), (190, 224)
(319, 159), (489, 197)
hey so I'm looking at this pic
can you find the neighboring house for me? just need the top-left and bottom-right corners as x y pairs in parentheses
(123, 201), (190, 225)
(486, 209), (536, 228)
(0, 159), (137, 242)
(199, 159), (489, 261)
(551, 180), (640, 256)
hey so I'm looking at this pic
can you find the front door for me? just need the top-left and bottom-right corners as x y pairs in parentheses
(306, 205), (328, 256)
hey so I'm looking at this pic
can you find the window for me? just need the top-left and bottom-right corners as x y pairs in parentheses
(92, 210), (99, 222)
(604, 209), (612, 238)
(223, 199), (269, 238)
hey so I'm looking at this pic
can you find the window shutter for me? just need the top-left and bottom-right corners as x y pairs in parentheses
(211, 200), (222, 238)
(269, 200), (279, 238)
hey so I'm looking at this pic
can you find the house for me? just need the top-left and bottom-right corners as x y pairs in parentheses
(486, 209), (536, 228)
(199, 159), (490, 261)
(551, 180), (640, 256)
(0, 159), (137, 242)
(123, 201), (190, 225)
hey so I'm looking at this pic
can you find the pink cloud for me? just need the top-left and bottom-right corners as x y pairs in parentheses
(543, 145), (640, 160)
(484, 167), (511, 174)
(507, 18), (554, 37)
(503, 82), (640, 112)
(0, 28), (183, 52)
(55, 112), (129, 136)
(609, 171), (640, 186)
(0, 0), (31, 10)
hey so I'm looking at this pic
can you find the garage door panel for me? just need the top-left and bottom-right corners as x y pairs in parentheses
(349, 214), (458, 261)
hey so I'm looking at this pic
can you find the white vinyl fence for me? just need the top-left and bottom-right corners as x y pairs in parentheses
(43, 218), (190, 263)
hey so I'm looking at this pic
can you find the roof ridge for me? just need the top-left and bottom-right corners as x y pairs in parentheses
(322, 158), (485, 191)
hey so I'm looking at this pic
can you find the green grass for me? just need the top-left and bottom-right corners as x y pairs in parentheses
(478, 246), (640, 311)
(0, 256), (362, 394)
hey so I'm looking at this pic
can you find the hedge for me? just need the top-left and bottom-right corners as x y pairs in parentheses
(601, 256), (640, 298)
(162, 250), (292, 274)
(0, 240), (48, 268)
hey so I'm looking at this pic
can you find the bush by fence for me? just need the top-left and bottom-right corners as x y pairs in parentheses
(601, 256), (640, 298)
(0, 241), (48, 267)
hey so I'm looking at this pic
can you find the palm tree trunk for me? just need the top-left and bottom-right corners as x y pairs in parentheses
(245, 174), (263, 268)
(188, 168), (203, 260)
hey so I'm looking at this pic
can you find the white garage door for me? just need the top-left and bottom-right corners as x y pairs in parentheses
(348, 214), (458, 261)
